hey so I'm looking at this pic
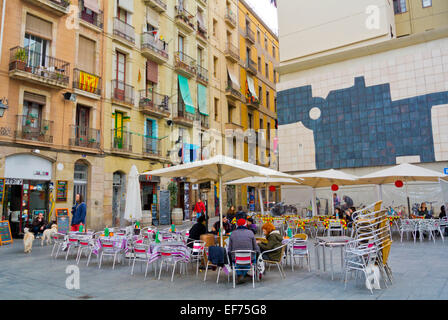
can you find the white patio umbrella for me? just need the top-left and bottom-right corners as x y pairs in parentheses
(225, 177), (301, 215)
(141, 155), (291, 246)
(293, 169), (360, 216)
(358, 163), (448, 215)
(124, 165), (143, 224)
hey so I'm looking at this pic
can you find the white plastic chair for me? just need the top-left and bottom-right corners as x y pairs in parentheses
(187, 240), (205, 276)
(289, 238), (311, 272)
(51, 232), (67, 258)
(98, 238), (123, 269)
(232, 250), (256, 288)
(327, 219), (344, 236)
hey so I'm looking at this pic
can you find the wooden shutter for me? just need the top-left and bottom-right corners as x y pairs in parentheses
(78, 36), (96, 74)
(146, 60), (158, 83)
(23, 92), (46, 105)
(26, 14), (52, 40)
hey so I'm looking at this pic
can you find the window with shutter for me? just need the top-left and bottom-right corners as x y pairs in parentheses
(78, 36), (96, 74)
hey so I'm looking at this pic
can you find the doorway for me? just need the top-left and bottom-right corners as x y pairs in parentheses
(112, 171), (126, 227)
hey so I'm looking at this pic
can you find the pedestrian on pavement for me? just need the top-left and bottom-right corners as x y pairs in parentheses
(193, 198), (208, 230)
(71, 193), (86, 232)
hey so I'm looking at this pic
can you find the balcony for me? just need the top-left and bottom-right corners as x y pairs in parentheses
(225, 122), (243, 131)
(224, 8), (236, 28)
(174, 6), (196, 33)
(196, 23), (207, 43)
(111, 80), (134, 106)
(143, 136), (162, 159)
(9, 47), (70, 88)
(198, 113), (209, 129)
(111, 129), (132, 153)
(174, 51), (196, 78)
(246, 95), (260, 109)
(144, 0), (167, 13)
(73, 68), (101, 96)
(245, 59), (257, 76)
(69, 125), (100, 150)
(225, 81), (243, 101)
(196, 65), (208, 86)
(15, 115), (53, 144)
(141, 32), (169, 64)
(139, 89), (170, 118)
(172, 103), (195, 127)
(245, 28), (255, 44)
(113, 18), (135, 45)
(23, 0), (69, 15)
(224, 42), (239, 63)
(79, 6), (103, 31)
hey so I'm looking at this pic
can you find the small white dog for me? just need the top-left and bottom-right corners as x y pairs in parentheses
(23, 228), (35, 253)
(41, 224), (58, 246)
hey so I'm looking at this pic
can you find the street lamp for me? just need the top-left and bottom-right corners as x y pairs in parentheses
(0, 97), (8, 117)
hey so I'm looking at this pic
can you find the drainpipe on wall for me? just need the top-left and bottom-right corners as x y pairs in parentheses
(0, 0), (6, 64)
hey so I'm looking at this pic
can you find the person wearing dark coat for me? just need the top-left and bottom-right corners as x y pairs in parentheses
(257, 222), (283, 262)
(71, 193), (87, 231)
(31, 212), (47, 237)
(211, 216), (232, 235)
(235, 206), (247, 221)
(187, 215), (207, 248)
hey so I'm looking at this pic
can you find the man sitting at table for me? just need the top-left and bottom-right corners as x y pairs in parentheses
(211, 216), (232, 235)
(187, 215), (208, 248)
(228, 218), (260, 284)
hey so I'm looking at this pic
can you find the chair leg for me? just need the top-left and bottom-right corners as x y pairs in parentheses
(171, 261), (177, 282)
(65, 246), (70, 260)
(158, 260), (164, 280)
(217, 267), (221, 284)
(145, 260), (150, 278)
(233, 269), (236, 289)
(131, 257), (136, 275)
(204, 261), (209, 282)
(99, 253), (103, 269)
(112, 253), (117, 270)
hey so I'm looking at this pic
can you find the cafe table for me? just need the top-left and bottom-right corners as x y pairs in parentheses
(314, 236), (352, 280)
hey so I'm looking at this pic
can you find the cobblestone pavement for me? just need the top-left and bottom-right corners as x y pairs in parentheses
(1, 227), (447, 300)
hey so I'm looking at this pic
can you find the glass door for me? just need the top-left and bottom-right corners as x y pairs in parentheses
(114, 111), (124, 149)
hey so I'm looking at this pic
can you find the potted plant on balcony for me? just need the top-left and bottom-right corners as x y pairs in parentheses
(14, 48), (28, 71)
(168, 181), (183, 225)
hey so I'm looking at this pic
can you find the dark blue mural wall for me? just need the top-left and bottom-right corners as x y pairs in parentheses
(277, 77), (448, 169)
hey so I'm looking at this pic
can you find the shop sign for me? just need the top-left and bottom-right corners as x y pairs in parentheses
(5, 178), (23, 185)
(444, 168), (448, 175)
(34, 171), (50, 177)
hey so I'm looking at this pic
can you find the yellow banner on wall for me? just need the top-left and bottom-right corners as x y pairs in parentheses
(79, 71), (99, 93)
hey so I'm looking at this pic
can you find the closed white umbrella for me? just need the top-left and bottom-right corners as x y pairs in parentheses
(124, 165), (143, 223)
(141, 155), (291, 245)
(358, 163), (448, 215)
(293, 169), (360, 216)
(225, 177), (301, 215)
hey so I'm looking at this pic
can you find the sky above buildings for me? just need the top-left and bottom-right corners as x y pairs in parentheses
(245, 0), (278, 35)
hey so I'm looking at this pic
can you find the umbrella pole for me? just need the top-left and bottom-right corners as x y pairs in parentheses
(377, 184), (383, 201)
(266, 183), (269, 213)
(258, 188), (265, 215)
(406, 180), (411, 216)
(218, 165), (223, 247)
(311, 188), (317, 217)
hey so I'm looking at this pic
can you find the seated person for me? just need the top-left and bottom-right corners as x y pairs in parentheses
(187, 215), (207, 248)
(257, 222), (283, 262)
(334, 207), (343, 219)
(31, 212), (47, 238)
(418, 202), (432, 219)
(211, 216), (232, 235)
(235, 206), (248, 221)
(228, 218), (260, 284)
(246, 217), (258, 234)
(344, 207), (354, 227)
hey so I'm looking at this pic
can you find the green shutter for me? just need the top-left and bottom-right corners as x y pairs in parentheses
(178, 75), (195, 114)
(197, 83), (208, 116)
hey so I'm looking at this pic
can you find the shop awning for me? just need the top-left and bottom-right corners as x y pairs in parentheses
(227, 69), (240, 88)
(178, 75), (195, 114)
(118, 0), (134, 13)
(197, 84), (208, 116)
(247, 76), (257, 100)
(84, 0), (100, 13)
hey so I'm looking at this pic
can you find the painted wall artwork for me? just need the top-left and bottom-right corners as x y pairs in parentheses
(278, 76), (448, 169)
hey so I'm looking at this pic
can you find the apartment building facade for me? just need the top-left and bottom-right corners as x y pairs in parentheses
(277, 0), (448, 209)
(0, 0), (107, 233)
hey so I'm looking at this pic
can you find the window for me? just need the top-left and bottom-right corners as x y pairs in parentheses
(228, 104), (233, 123)
(265, 63), (269, 77)
(213, 19), (217, 37)
(274, 97), (277, 113)
(117, 7), (129, 23)
(78, 36), (96, 73)
(264, 36), (268, 51)
(258, 57), (261, 72)
(248, 113), (253, 129)
(178, 34), (184, 53)
(24, 14), (52, 68)
(257, 30), (261, 44)
(74, 161), (88, 206)
(422, 0), (431, 7)
(213, 56), (218, 78)
(116, 51), (126, 83)
(246, 47), (251, 64)
(197, 47), (203, 67)
(266, 90), (270, 109)
(267, 122), (271, 146)
(393, 0), (407, 14)
(258, 86), (262, 100)
(214, 98), (219, 121)
(259, 118), (263, 131)
(274, 70), (277, 83)
(272, 45), (276, 59)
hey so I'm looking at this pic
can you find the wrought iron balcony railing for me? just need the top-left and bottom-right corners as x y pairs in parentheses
(112, 80), (134, 105)
(9, 46), (70, 86)
(196, 65), (208, 84)
(113, 17), (135, 44)
(143, 136), (161, 156)
(139, 89), (170, 116)
(70, 125), (100, 149)
(79, 2), (103, 29)
(111, 128), (132, 152)
(141, 32), (169, 60)
(174, 51), (196, 76)
(16, 115), (53, 143)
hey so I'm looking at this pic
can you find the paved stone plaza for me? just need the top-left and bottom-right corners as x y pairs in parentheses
(1, 224), (447, 300)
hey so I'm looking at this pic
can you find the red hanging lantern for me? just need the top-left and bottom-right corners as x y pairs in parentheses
(331, 184), (339, 191)
(269, 186), (276, 192)
(395, 180), (404, 188)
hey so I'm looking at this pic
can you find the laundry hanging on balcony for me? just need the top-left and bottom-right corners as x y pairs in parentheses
(197, 84), (208, 116)
(84, 0), (100, 13)
(178, 75), (195, 114)
(246, 76), (258, 101)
